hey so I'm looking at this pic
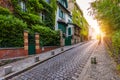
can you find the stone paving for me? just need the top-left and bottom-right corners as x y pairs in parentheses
(0, 42), (84, 78)
(9, 40), (97, 80)
(78, 42), (120, 80)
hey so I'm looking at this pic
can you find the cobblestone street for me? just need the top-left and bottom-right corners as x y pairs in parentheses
(9, 41), (120, 80)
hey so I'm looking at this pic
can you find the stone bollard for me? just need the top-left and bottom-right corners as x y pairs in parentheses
(42, 47), (44, 51)
(34, 56), (39, 62)
(61, 47), (64, 51)
(4, 66), (12, 75)
(91, 57), (97, 64)
(51, 51), (55, 55)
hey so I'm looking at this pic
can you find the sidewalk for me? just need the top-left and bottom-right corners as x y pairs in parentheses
(0, 43), (84, 79)
(78, 42), (120, 80)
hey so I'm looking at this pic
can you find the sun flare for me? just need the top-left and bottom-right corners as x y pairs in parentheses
(91, 25), (105, 40)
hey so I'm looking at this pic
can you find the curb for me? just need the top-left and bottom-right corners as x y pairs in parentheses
(1, 43), (85, 80)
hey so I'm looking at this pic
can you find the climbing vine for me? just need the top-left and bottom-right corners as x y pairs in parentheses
(0, 0), (59, 47)
(72, 5), (88, 39)
(11, 0), (57, 29)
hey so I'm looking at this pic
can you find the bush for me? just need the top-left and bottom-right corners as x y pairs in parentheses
(0, 15), (27, 47)
(31, 25), (60, 46)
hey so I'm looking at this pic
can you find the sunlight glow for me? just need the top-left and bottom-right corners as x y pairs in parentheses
(93, 26), (105, 40)
(76, 0), (103, 39)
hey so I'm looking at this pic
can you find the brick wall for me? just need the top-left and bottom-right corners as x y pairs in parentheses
(0, 48), (27, 59)
(37, 46), (59, 54)
(0, 46), (59, 59)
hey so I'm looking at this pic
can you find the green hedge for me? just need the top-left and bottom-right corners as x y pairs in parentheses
(31, 25), (60, 46)
(0, 15), (27, 47)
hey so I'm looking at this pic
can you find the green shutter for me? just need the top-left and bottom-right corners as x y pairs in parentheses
(68, 28), (71, 35)
(59, 9), (61, 17)
(59, 8), (65, 19)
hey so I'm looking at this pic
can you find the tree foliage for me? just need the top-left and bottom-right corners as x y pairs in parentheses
(91, 0), (120, 60)
(91, 0), (120, 33)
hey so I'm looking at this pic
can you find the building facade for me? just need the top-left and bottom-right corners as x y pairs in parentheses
(0, 0), (87, 46)
(55, 0), (73, 46)
(68, 0), (89, 42)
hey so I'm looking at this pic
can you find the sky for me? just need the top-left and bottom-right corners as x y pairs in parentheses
(76, 0), (100, 35)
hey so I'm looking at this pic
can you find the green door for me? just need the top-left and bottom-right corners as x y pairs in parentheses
(28, 34), (36, 55)
(65, 36), (72, 46)
(58, 23), (66, 34)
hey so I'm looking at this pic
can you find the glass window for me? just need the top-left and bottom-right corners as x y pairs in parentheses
(68, 19), (71, 23)
(20, 1), (26, 12)
(60, 0), (67, 8)
(59, 9), (64, 19)
(45, 0), (50, 3)
(39, 12), (45, 21)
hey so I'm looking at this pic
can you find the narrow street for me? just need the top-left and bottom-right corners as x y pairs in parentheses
(9, 41), (120, 80)
(1, 0), (120, 80)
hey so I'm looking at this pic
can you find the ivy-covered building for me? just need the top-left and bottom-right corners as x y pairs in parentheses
(0, 0), (57, 29)
(0, 0), (60, 47)
(68, 0), (89, 41)
(0, 0), (88, 47)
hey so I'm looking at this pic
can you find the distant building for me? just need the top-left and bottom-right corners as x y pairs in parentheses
(67, 0), (83, 43)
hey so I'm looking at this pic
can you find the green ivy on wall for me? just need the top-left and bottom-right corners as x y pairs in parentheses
(39, 0), (57, 29)
(72, 6), (83, 27)
(11, 0), (57, 29)
(72, 5), (88, 38)
(0, 0), (60, 47)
